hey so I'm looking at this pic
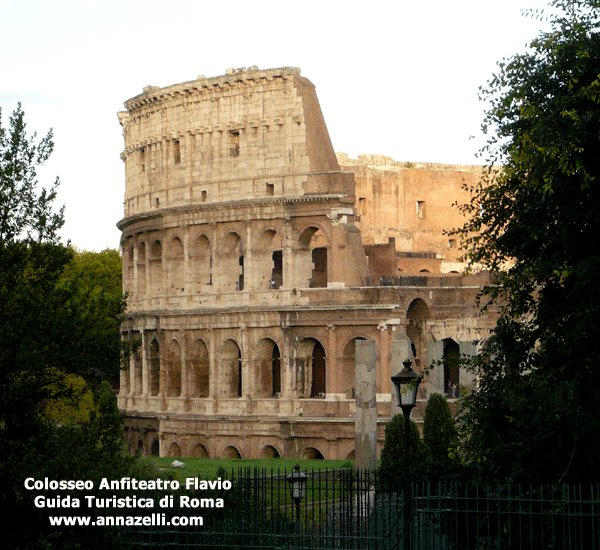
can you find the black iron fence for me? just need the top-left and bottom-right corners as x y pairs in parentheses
(75, 468), (598, 549)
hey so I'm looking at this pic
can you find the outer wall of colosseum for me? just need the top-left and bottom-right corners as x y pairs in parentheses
(117, 67), (496, 460)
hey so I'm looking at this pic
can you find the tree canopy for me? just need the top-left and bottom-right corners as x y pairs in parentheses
(0, 104), (133, 548)
(454, 0), (600, 484)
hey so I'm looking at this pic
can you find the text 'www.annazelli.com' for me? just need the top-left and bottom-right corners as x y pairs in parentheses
(48, 514), (203, 527)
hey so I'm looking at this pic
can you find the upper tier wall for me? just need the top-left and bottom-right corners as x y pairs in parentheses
(118, 67), (344, 219)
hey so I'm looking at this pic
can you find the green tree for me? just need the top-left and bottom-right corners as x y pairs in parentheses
(0, 104), (134, 548)
(454, 0), (600, 484)
(423, 393), (458, 481)
(57, 248), (126, 384)
(379, 414), (426, 492)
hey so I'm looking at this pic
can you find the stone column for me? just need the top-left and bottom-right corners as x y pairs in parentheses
(141, 330), (149, 398)
(355, 339), (377, 471)
(326, 325), (337, 396)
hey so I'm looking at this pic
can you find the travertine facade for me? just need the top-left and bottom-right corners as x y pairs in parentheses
(117, 67), (495, 460)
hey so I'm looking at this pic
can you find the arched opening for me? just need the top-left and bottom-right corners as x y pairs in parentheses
(133, 347), (142, 396)
(346, 449), (356, 460)
(221, 339), (242, 398)
(406, 298), (430, 365)
(257, 230), (283, 289)
(148, 338), (160, 396)
(443, 338), (460, 397)
(149, 240), (163, 295)
(222, 232), (244, 291)
(125, 243), (134, 297)
(137, 241), (146, 297)
(297, 338), (326, 398)
(168, 442), (182, 457)
(192, 234), (212, 290)
(166, 339), (182, 397)
(222, 446), (241, 459)
(136, 440), (144, 455)
(303, 447), (324, 460)
(150, 439), (160, 457)
(341, 337), (367, 399)
(189, 339), (209, 398)
(256, 339), (281, 397)
(167, 236), (185, 293)
(192, 444), (209, 458)
(298, 226), (328, 288)
(260, 445), (281, 458)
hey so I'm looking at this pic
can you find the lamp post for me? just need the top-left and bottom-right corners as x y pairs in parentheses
(286, 464), (307, 526)
(391, 358), (423, 550)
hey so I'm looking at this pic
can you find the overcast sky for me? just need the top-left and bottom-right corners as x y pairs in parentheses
(1, 0), (552, 252)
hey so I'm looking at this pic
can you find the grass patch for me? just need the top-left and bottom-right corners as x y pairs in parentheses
(149, 457), (354, 480)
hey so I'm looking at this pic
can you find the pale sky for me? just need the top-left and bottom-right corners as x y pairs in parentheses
(1, 0), (552, 252)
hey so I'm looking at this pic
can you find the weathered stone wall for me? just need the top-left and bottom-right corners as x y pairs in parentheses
(338, 152), (482, 274)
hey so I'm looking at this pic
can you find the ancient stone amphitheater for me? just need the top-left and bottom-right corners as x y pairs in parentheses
(116, 66), (495, 460)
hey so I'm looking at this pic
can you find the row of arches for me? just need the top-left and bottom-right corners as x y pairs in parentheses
(128, 435), (354, 461)
(125, 335), (331, 400)
(123, 224), (331, 299)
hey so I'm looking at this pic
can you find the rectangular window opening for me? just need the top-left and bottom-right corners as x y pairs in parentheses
(417, 201), (426, 218)
(173, 140), (181, 164)
(229, 130), (240, 157)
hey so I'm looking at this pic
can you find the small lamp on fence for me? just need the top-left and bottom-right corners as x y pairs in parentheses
(391, 358), (422, 415)
(391, 358), (422, 550)
(286, 464), (307, 524)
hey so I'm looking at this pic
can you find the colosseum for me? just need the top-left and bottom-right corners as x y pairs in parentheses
(117, 66), (496, 460)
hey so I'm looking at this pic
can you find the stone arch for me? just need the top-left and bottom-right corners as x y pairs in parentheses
(167, 442), (182, 457)
(256, 229), (283, 289)
(167, 236), (185, 293)
(260, 445), (281, 458)
(148, 338), (160, 396)
(149, 239), (163, 295)
(443, 338), (460, 397)
(191, 234), (212, 290)
(297, 338), (327, 398)
(406, 298), (430, 365)
(137, 241), (146, 296)
(132, 346), (142, 396)
(188, 338), (209, 398)
(125, 242), (135, 295)
(221, 231), (244, 291)
(346, 449), (356, 460)
(303, 447), (325, 460)
(222, 445), (242, 459)
(256, 338), (281, 397)
(221, 339), (242, 398)
(298, 225), (329, 288)
(136, 439), (144, 455)
(150, 438), (160, 457)
(341, 336), (367, 399)
(165, 339), (182, 397)
(191, 443), (209, 458)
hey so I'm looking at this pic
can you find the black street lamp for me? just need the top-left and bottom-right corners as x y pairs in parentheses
(391, 358), (423, 550)
(286, 463), (307, 525)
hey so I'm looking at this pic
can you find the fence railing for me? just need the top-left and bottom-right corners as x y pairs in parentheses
(94, 468), (599, 550)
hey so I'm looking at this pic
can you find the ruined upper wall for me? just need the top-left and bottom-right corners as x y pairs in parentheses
(337, 152), (484, 271)
(118, 67), (346, 219)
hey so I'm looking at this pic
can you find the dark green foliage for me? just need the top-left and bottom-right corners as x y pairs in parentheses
(423, 393), (458, 480)
(379, 414), (426, 492)
(453, 0), (600, 484)
(57, 249), (126, 384)
(0, 104), (134, 548)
